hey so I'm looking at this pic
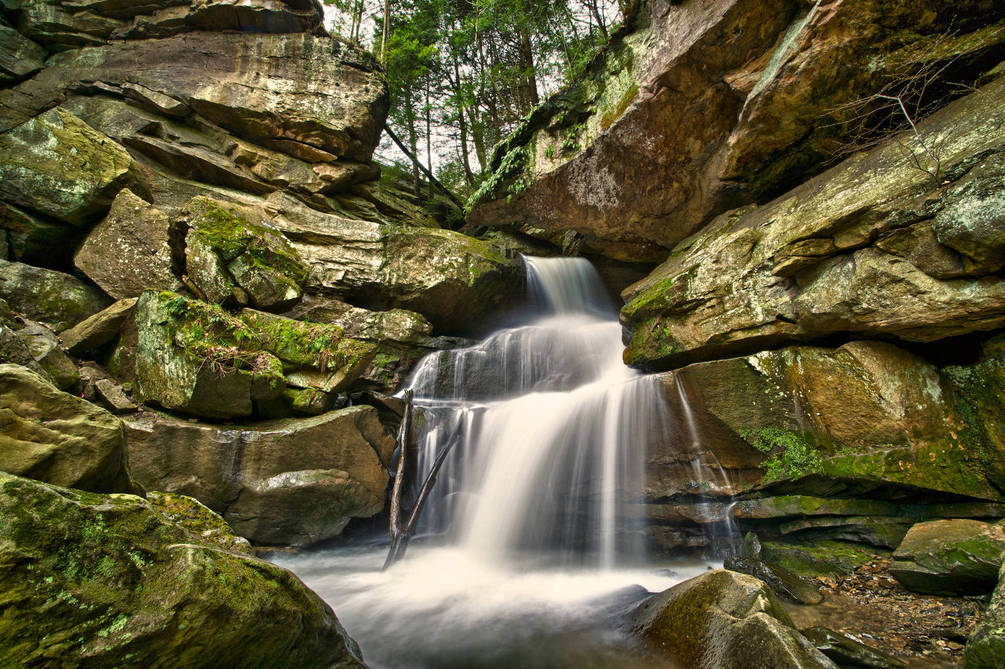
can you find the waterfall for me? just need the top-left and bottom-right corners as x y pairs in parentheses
(404, 256), (665, 568)
(273, 256), (731, 669)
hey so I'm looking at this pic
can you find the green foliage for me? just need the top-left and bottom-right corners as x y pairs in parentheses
(359, 0), (623, 198)
(741, 427), (825, 480)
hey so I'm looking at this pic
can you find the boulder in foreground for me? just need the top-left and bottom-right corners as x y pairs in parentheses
(0, 471), (365, 668)
(626, 569), (836, 669)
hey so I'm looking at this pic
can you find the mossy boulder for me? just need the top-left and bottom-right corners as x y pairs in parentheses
(146, 491), (252, 555)
(0, 364), (129, 493)
(74, 189), (182, 300)
(965, 561), (1005, 668)
(132, 291), (285, 419)
(179, 197), (308, 311)
(0, 107), (148, 226)
(626, 569), (836, 669)
(891, 519), (1005, 595)
(124, 405), (394, 546)
(129, 291), (377, 419)
(0, 259), (111, 331)
(238, 308), (377, 394)
(757, 540), (886, 580)
(0, 471), (364, 668)
(284, 296), (445, 393)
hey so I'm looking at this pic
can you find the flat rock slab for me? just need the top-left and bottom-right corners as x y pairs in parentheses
(892, 519), (1005, 596)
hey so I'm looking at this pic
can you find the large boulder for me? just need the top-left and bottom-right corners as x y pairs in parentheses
(0, 32), (387, 164)
(621, 76), (1005, 369)
(0, 471), (364, 668)
(0, 364), (129, 492)
(124, 405), (394, 545)
(626, 569), (836, 668)
(891, 519), (1005, 595)
(131, 290), (285, 419)
(12, 0), (325, 50)
(128, 290), (376, 418)
(0, 259), (111, 331)
(74, 189), (183, 299)
(966, 561), (1005, 668)
(0, 107), (149, 227)
(468, 0), (1004, 261)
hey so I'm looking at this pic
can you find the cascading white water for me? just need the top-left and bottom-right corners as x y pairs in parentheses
(271, 256), (723, 668)
(404, 256), (664, 568)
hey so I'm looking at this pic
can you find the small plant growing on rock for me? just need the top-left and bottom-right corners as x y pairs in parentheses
(740, 427), (824, 480)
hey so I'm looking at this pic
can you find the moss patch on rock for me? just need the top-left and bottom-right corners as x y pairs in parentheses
(180, 197), (308, 311)
(0, 471), (363, 667)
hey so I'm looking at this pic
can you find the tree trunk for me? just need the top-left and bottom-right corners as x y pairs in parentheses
(452, 57), (476, 187)
(517, 29), (539, 112)
(403, 89), (421, 196)
(380, 0), (390, 64)
(383, 390), (461, 569)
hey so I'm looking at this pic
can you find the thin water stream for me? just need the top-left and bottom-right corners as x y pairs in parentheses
(273, 256), (724, 667)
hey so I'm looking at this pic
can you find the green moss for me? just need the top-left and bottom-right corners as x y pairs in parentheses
(599, 82), (639, 130)
(243, 310), (376, 372)
(184, 198), (308, 288)
(155, 292), (275, 378)
(741, 427), (825, 480)
(621, 275), (677, 320)
(761, 540), (886, 578)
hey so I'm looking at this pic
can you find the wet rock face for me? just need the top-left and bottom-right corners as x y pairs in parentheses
(0, 471), (364, 668)
(124, 405), (394, 546)
(468, 0), (1005, 261)
(642, 337), (1005, 553)
(646, 340), (1003, 503)
(621, 76), (1005, 370)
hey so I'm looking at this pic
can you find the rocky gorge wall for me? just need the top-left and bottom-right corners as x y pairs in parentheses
(0, 1), (526, 662)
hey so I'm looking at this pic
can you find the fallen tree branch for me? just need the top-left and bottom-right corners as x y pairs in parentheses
(383, 123), (464, 209)
(383, 392), (461, 569)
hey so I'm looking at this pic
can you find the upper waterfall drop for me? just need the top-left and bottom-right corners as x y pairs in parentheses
(403, 255), (669, 569)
